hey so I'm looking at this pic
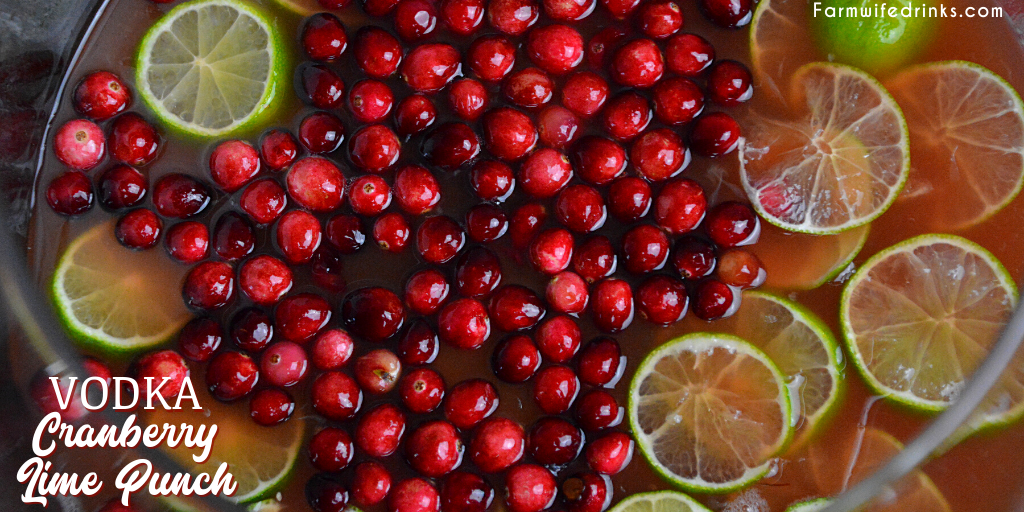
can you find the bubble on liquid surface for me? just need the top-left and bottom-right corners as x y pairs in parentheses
(723, 488), (769, 512)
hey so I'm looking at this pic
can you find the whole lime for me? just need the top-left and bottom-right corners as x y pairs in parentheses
(810, 0), (937, 75)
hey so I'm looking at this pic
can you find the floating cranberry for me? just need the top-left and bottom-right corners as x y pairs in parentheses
(445, 379), (499, 429)
(261, 129), (299, 171)
(349, 174), (393, 216)
(602, 92), (652, 141)
(455, 247), (503, 298)
(441, 472), (494, 512)
(622, 224), (670, 274)
(698, 0), (752, 27)
(504, 464), (557, 512)
(448, 78), (488, 121)
(402, 44), (461, 92)
(706, 60), (754, 105)
(153, 173), (209, 218)
(313, 248), (348, 293)
(405, 269), (450, 315)
(490, 285), (546, 331)
(492, 334), (541, 383)
(206, 350), (259, 401)
(572, 137), (626, 185)
(354, 349), (402, 394)
(536, 105), (580, 149)
(261, 341), (309, 387)
(529, 228), (575, 275)
(564, 473), (612, 512)
(275, 293), (332, 342)
(575, 389), (624, 431)
(388, 478), (440, 512)
(519, 148), (573, 199)
(398, 320), (441, 365)
(239, 179), (286, 225)
(587, 27), (627, 68)
(469, 417), (525, 473)
(468, 35), (517, 81)
(109, 113), (159, 166)
(573, 236), (618, 282)
(310, 427), (355, 472)
(654, 178), (707, 234)
(533, 365), (580, 414)
(307, 475), (350, 512)
(639, 0), (683, 38)
(352, 462), (393, 507)
(672, 237), (717, 279)
(401, 367), (445, 413)
(299, 111), (345, 154)
(606, 176), (650, 223)
(561, 72), (608, 118)
(135, 350), (188, 399)
(393, 165), (441, 215)
(46, 171), (93, 215)
(591, 278), (633, 332)
(577, 337), (623, 387)
(53, 119), (105, 170)
(527, 24), (585, 74)
(312, 370), (363, 420)
(631, 129), (689, 182)
(116, 208), (161, 250)
(692, 278), (738, 320)
(406, 420), (464, 477)
(665, 33), (715, 76)
(690, 112), (741, 157)
(249, 388), (294, 426)
(349, 79), (394, 123)
(503, 68), (554, 109)
(342, 287), (405, 342)
(441, 0), (486, 34)
(528, 416), (584, 466)
(374, 212), (411, 253)
(706, 201), (760, 247)
(555, 184), (607, 233)
(355, 27), (402, 78)
(652, 77), (704, 125)
(488, 0), (539, 35)
(601, 0), (641, 19)
(350, 125), (401, 173)
(417, 216), (466, 264)
(179, 317), (223, 362)
(585, 432), (634, 474)
(637, 275), (689, 325)
(466, 204), (509, 243)
(213, 212), (255, 261)
(209, 140), (259, 192)
(438, 298), (490, 349)
(544, 0), (595, 20)
(421, 122), (480, 169)
(394, 0), (438, 40)
(356, 403), (407, 457)
(312, 329), (355, 370)
(482, 107), (537, 161)
(165, 221), (209, 263)
(300, 64), (346, 109)
(546, 271), (589, 315)
(611, 39), (664, 88)
(509, 203), (548, 248)
(303, 13), (348, 61)
(74, 71), (130, 120)
(717, 249), (766, 288)
(276, 210), (323, 264)
(326, 214), (366, 254)
(97, 164), (145, 209)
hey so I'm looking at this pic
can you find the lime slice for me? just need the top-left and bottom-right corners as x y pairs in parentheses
(885, 61), (1024, 230)
(629, 333), (793, 493)
(51, 221), (191, 355)
(713, 292), (843, 447)
(749, 0), (821, 102)
(785, 498), (829, 512)
(272, 0), (324, 15)
(136, 0), (286, 138)
(147, 387), (304, 504)
(841, 234), (1018, 413)
(739, 62), (909, 234)
(757, 223), (869, 290)
(608, 491), (712, 512)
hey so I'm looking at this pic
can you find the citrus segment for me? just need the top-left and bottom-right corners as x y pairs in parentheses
(608, 491), (712, 512)
(136, 0), (285, 137)
(757, 222), (869, 289)
(785, 498), (829, 512)
(51, 221), (191, 354)
(740, 62), (909, 234)
(841, 234), (1018, 412)
(629, 333), (792, 493)
(885, 61), (1024, 230)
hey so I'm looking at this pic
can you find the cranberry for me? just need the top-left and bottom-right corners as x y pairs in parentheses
(299, 64), (346, 109)
(179, 318), (223, 362)
(717, 248), (766, 288)
(351, 125), (401, 173)
(402, 44), (461, 92)
(375, 212), (411, 253)
(630, 130), (689, 182)
(310, 427), (355, 472)
(447, 79), (488, 121)
(527, 24), (585, 75)
(602, 92), (652, 141)
(275, 293), (332, 342)
(533, 365), (580, 414)
(445, 379), (499, 429)
(637, 275), (689, 325)
(606, 177), (650, 223)
(690, 112), (741, 157)
(276, 210), (323, 264)
(312, 371), (363, 420)
(503, 68), (554, 109)
(519, 148), (573, 199)
(153, 173), (209, 218)
(572, 137), (626, 185)
(575, 389), (624, 430)
(564, 473), (612, 512)
(438, 298), (491, 349)
(405, 269), (450, 315)
(398, 320), (441, 365)
(529, 228), (575, 275)
(356, 403), (407, 457)
(303, 13), (348, 61)
(441, 0), (486, 34)
(455, 247), (503, 298)
(394, 0), (438, 40)
(536, 105), (580, 149)
(504, 464), (557, 512)
(230, 307), (271, 351)
(97, 164), (145, 209)
(585, 432), (634, 474)
(342, 287), (405, 342)
(492, 334), (541, 382)
(665, 33), (715, 76)
(591, 278), (634, 332)
(349, 174), (393, 216)
(561, 72), (607, 118)
(237, 179), (286, 225)
(261, 341), (309, 387)
(468, 35), (517, 81)
(622, 224), (670, 274)
(313, 248), (347, 293)
(109, 113), (159, 166)
(528, 417), (584, 465)
(208, 140), (259, 192)
(470, 160), (515, 202)
(441, 472), (494, 512)
(389, 478), (440, 512)
(469, 417), (525, 473)
(601, 0), (641, 19)
(510, 203), (548, 248)
(213, 212), (255, 260)
(466, 204), (509, 243)
(354, 349), (402, 394)
(349, 79), (394, 123)
(698, 0), (752, 27)
(393, 166), (441, 215)
(46, 171), (93, 215)
(116, 208), (161, 250)
(406, 420), (464, 477)
(577, 337), (623, 387)
(639, 0), (683, 38)
(652, 77), (704, 125)
(692, 278), (738, 320)
(206, 351), (259, 401)
(482, 108), (538, 161)
(488, 0), (539, 35)
(707, 60), (754, 105)
(312, 329), (355, 370)
(352, 462), (393, 507)
(573, 236), (618, 282)
(555, 184), (607, 233)
(307, 475), (350, 512)
(53, 119), (104, 170)
(421, 122), (480, 169)
(135, 350), (188, 399)
(326, 214), (367, 253)
(654, 178), (707, 234)
(611, 39), (664, 88)
(587, 27), (627, 68)
(400, 367), (445, 413)
(249, 388), (294, 426)
(706, 201), (760, 247)
(261, 129), (299, 171)
(299, 111), (345, 154)
(546, 271), (590, 316)
(164, 221), (208, 263)
(417, 216), (466, 264)
(544, 0), (595, 20)
(490, 285), (547, 331)
(74, 71), (130, 120)
(355, 27), (403, 78)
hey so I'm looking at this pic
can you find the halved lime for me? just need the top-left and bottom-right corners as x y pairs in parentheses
(608, 491), (712, 512)
(757, 223), (869, 290)
(629, 333), (793, 493)
(147, 387), (305, 504)
(739, 62), (909, 234)
(841, 234), (1018, 413)
(885, 61), (1024, 230)
(51, 221), (191, 355)
(785, 498), (829, 512)
(713, 292), (844, 447)
(136, 0), (286, 138)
